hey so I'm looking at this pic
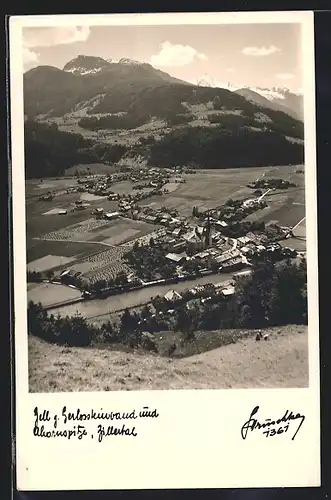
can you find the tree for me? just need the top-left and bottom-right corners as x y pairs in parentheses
(269, 259), (307, 325)
(141, 305), (152, 320)
(175, 305), (198, 343)
(235, 257), (276, 328)
(45, 269), (54, 281)
(119, 308), (140, 347)
(99, 320), (117, 343)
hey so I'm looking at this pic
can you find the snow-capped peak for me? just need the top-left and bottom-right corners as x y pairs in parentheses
(189, 75), (302, 99)
(118, 57), (143, 65)
(63, 55), (111, 75)
(65, 66), (103, 75)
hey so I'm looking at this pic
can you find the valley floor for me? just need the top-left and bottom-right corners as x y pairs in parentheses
(28, 325), (308, 392)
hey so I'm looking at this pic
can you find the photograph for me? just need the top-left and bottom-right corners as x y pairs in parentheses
(21, 19), (310, 393)
(10, 12), (321, 491)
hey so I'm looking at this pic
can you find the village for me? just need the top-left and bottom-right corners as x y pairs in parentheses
(28, 165), (303, 321)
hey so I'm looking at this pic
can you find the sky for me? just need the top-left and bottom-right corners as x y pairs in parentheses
(22, 23), (303, 92)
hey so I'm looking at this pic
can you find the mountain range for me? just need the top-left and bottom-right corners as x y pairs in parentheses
(23, 55), (305, 178)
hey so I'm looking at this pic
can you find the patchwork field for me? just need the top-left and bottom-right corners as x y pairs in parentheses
(27, 255), (76, 273)
(40, 218), (112, 241)
(69, 246), (133, 284)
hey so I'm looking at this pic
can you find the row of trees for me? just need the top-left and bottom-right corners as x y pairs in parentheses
(27, 301), (158, 351)
(249, 178), (297, 190)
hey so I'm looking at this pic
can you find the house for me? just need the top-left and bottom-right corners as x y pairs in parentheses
(237, 236), (251, 245)
(195, 251), (210, 260)
(214, 220), (228, 228)
(104, 211), (120, 220)
(233, 270), (252, 279)
(164, 290), (182, 302)
(172, 241), (187, 253)
(221, 256), (244, 271)
(165, 252), (187, 264)
(222, 286), (235, 297)
(108, 193), (119, 201)
(194, 283), (216, 297)
(172, 227), (182, 238)
(145, 215), (157, 224)
(257, 244), (266, 252)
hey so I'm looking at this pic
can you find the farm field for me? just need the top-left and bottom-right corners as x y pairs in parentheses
(70, 246), (133, 284)
(27, 255), (76, 272)
(243, 166), (305, 230)
(65, 163), (120, 175)
(28, 324), (308, 392)
(138, 165), (302, 217)
(26, 193), (118, 239)
(27, 239), (107, 263)
(27, 282), (82, 307)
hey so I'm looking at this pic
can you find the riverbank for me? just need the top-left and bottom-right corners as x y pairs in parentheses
(45, 272), (234, 323)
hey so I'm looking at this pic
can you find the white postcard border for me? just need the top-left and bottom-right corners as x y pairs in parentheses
(10, 11), (320, 491)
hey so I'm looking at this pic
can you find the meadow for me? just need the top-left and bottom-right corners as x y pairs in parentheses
(28, 324), (308, 392)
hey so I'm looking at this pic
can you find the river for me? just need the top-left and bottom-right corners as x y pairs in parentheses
(47, 272), (235, 323)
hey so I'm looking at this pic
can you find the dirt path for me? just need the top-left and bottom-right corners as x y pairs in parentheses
(33, 237), (117, 247)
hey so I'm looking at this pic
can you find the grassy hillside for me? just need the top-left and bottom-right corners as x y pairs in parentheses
(28, 325), (308, 392)
(24, 121), (127, 178)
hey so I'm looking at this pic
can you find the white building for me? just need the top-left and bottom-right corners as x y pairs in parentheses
(164, 290), (182, 302)
(105, 211), (120, 220)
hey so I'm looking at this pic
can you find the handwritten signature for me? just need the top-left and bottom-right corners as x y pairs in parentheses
(241, 406), (305, 441)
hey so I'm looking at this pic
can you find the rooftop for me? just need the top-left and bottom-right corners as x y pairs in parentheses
(165, 252), (187, 263)
(164, 290), (182, 301)
(222, 286), (235, 296)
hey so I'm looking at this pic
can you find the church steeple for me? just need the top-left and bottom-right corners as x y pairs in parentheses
(203, 211), (211, 248)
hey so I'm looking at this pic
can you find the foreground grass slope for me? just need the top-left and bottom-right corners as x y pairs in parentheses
(29, 325), (308, 392)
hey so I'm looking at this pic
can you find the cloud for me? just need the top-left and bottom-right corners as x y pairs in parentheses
(242, 45), (281, 56)
(23, 26), (91, 48)
(150, 41), (207, 68)
(276, 73), (295, 80)
(23, 46), (39, 70)
(22, 26), (91, 71)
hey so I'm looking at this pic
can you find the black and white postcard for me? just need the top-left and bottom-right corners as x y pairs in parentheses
(10, 11), (320, 490)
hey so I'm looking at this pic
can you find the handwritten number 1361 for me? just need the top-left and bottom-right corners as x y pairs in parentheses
(263, 424), (289, 438)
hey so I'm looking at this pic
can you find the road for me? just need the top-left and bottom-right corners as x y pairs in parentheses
(292, 216), (306, 232)
(33, 237), (118, 248)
